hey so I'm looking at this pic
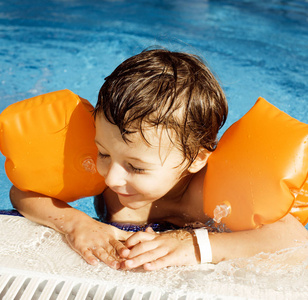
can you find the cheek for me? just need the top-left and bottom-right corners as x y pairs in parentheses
(96, 158), (108, 178)
(132, 171), (179, 196)
(125, 176), (159, 197)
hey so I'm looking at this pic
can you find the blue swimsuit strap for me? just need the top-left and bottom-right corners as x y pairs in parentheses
(0, 209), (229, 233)
(0, 209), (23, 217)
(100, 220), (181, 232)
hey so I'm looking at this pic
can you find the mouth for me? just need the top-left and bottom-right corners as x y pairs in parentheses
(118, 193), (133, 197)
(114, 191), (135, 198)
(109, 187), (136, 198)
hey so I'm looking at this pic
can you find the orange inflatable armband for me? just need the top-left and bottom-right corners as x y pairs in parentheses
(203, 98), (308, 231)
(0, 89), (106, 202)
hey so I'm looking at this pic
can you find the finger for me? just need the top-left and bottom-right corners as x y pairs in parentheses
(125, 231), (157, 248)
(65, 237), (100, 266)
(124, 245), (169, 269)
(112, 226), (134, 241)
(127, 240), (156, 258)
(143, 247), (196, 271)
(92, 246), (121, 269)
(143, 255), (172, 271)
(81, 248), (100, 266)
(110, 239), (130, 258)
(145, 227), (155, 233)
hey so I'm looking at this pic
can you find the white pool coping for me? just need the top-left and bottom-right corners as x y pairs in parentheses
(0, 214), (307, 300)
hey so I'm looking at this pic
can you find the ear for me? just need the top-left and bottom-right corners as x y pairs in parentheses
(187, 148), (211, 174)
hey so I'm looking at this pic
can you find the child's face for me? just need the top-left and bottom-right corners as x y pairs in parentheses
(95, 115), (188, 209)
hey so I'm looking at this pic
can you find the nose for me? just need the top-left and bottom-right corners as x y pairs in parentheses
(103, 162), (127, 188)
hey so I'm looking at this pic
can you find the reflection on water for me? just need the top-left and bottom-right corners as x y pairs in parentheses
(0, 1), (308, 296)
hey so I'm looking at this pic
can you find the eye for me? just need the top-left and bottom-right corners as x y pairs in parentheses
(128, 163), (145, 174)
(97, 152), (109, 159)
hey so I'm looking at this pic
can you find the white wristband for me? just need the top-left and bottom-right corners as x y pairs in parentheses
(193, 228), (212, 263)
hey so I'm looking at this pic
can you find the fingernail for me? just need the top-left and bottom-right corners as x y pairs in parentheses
(126, 260), (134, 268)
(121, 249), (130, 258)
(111, 261), (120, 269)
(91, 259), (99, 266)
(144, 263), (151, 269)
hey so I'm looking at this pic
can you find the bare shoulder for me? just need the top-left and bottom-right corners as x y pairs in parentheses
(186, 166), (207, 201)
(181, 166), (208, 221)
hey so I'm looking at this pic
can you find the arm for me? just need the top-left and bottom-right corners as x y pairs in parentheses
(121, 214), (308, 270)
(10, 186), (131, 269)
(210, 213), (308, 263)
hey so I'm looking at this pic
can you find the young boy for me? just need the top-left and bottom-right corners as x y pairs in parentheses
(10, 49), (308, 271)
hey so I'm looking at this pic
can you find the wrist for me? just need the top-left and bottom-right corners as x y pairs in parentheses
(57, 208), (92, 235)
(193, 228), (212, 263)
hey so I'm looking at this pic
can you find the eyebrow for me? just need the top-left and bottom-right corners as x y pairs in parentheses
(127, 156), (155, 165)
(95, 139), (105, 149)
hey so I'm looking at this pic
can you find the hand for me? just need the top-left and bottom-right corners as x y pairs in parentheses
(64, 217), (132, 269)
(9, 186), (133, 269)
(121, 227), (199, 271)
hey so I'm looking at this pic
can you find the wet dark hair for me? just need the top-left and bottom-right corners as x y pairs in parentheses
(94, 49), (228, 167)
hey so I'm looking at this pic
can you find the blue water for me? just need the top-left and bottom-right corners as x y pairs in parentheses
(0, 0), (308, 221)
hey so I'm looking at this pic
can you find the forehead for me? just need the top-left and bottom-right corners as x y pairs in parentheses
(96, 114), (169, 147)
(95, 114), (183, 162)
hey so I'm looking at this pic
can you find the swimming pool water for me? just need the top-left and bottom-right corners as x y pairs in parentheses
(0, 0), (308, 221)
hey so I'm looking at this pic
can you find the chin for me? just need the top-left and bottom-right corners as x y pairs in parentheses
(123, 203), (142, 210)
(122, 201), (147, 210)
(118, 195), (151, 210)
